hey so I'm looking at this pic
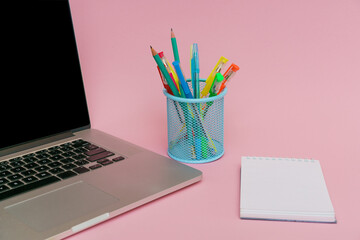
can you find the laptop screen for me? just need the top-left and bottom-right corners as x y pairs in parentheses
(1, 0), (90, 150)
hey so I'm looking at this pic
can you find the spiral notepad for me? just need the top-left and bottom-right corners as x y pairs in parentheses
(240, 156), (336, 223)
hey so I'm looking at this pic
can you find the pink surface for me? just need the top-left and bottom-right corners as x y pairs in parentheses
(68, 0), (360, 239)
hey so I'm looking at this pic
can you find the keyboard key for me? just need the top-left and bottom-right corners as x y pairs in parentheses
(84, 147), (105, 156)
(49, 167), (64, 174)
(36, 171), (51, 179)
(84, 144), (98, 150)
(38, 159), (52, 165)
(72, 154), (86, 160)
(113, 156), (125, 162)
(24, 162), (39, 169)
(60, 158), (74, 164)
(48, 146), (60, 151)
(23, 153), (35, 158)
(62, 163), (77, 170)
(8, 180), (24, 188)
(57, 171), (77, 179)
(35, 149), (48, 155)
(72, 140), (90, 148)
(35, 166), (50, 172)
(0, 185), (10, 192)
(75, 160), (89, 166)
(98, 158), (109, 164)
(36, 153), (50, 160)
(48, 150), (62, 156)
(0, 178), (9, 185)
(49, 155), (64, 161)
(48, 161), (62, 168)
(0, 176), (61, 200)
(72, 139), (88, 144)
(0, 171), (12, 177)
(73, 167), (90, 174)
(0, 165), (12, 171)
(21, 170), (36, 176)
(60, 146), (74, 152)
(22, 176), (38, 183)
(87, 151), (114, 162)
(60, 142), (73, 148)
(23, 157), (38, 163)
(10, 161), (24, 167)
(8, 174), (23, 181)
(11, 167), (26, 173)
(0, 161), (10, 166)
(89, 164), (102, 170)
(62, 151), (76, 158)
(98, 159), (113, 166)
(72, 144), (85, 150)
(73, 148), (87, 154)
(9, 157), (23, 162)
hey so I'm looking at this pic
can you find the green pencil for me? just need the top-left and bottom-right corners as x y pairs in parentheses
(171, 29), (180, 62)
(151, 46), (180, 97)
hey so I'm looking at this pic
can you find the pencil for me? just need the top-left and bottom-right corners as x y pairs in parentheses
(171, 28), (180, 62)
(151, 46), (180, 97)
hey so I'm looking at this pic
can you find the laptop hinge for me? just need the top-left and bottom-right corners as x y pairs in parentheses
(0, 131), (75, 158)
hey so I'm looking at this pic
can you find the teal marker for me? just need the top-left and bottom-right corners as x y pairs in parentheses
(191, 44), (200, 98)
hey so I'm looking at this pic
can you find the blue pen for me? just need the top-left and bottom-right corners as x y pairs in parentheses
(191, 43), (200, 98)
(173, 61), (193, 99)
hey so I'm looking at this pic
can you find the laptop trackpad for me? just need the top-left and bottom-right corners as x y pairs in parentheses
(5, 182), (119, 232)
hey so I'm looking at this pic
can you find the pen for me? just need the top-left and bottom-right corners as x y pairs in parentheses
(209, 72), (224, 97)
(201, 56), (228, 98)
(219, 63), (240, 93)
(151, 46), (180, 97)
(190, 44), (193, 78)
(158, 51), (180, 94)
(191, 43), (200, 98)
(173, 61), (193, 99)
(171, 28), (180, 62)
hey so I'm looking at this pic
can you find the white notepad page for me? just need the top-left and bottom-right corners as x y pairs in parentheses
(240, 156), (336, 223)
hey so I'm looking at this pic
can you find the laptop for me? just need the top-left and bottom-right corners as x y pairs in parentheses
(0, 1), (202, 239)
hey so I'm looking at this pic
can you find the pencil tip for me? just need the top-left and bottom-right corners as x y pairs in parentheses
(150, 46), (157, 56)
(171, 28), (173, 31)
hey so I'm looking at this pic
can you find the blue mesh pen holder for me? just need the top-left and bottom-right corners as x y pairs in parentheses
(164, 80), (227, 163)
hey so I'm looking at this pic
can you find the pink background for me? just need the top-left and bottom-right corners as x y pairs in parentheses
(68, 0), (360, 239)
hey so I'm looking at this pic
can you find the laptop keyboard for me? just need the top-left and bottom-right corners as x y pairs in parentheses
(0, 139), (125, 201)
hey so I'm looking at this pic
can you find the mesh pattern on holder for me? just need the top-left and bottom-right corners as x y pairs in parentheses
(164, 81), (226, 163)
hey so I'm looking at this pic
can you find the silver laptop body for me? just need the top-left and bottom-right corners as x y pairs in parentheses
(0, 1), (202, 239)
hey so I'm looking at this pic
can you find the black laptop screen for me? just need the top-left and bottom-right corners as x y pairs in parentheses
(1, 1), (90, 150)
